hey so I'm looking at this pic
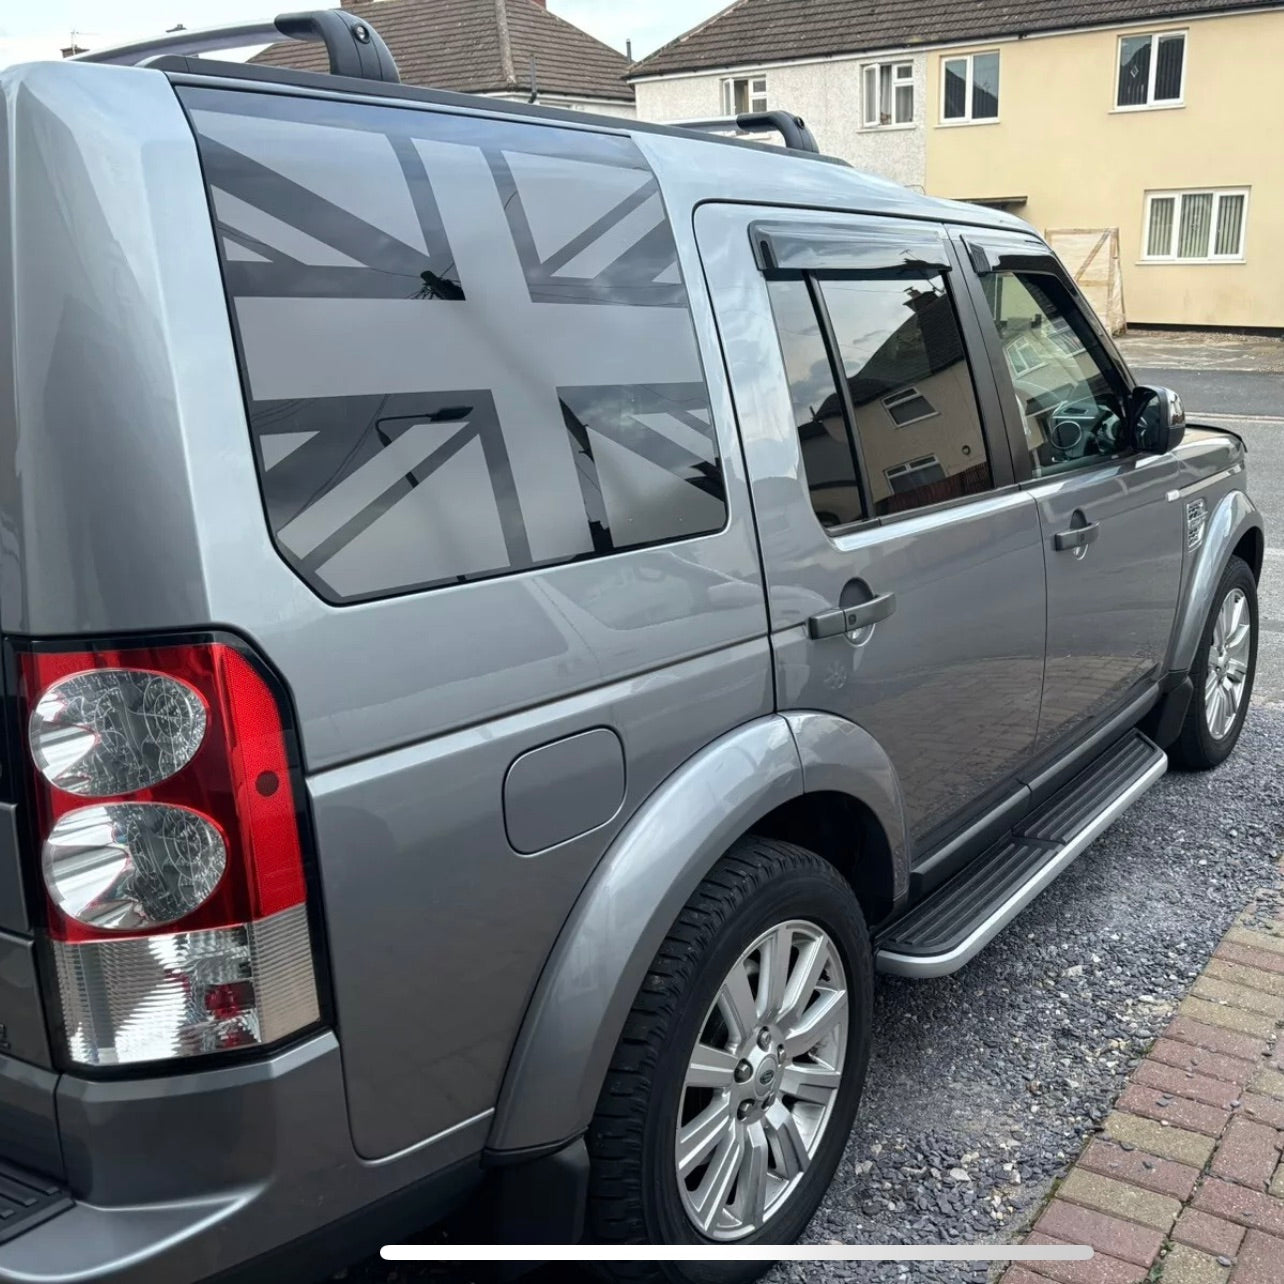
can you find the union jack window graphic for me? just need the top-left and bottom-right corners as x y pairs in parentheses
(183, 87), (724, 602)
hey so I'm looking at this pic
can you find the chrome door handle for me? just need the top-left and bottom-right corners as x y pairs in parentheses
(1054, 522), (1100, 552)
(808, 592), (897, 639)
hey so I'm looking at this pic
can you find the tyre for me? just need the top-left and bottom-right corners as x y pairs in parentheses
(585, 836), (873, 1284)
(1170, 554), (1258, 771)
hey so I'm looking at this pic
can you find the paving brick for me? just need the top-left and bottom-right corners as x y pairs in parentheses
(1079, 1140), (1202, 1201)
(1178, 997), (1278, 1041)
(1207, 958), (1284, 998)
(1226, 925), (1284, 957)
(1272, 1159), (1284, 1200)
(1174, 1207), (1247, 1257)
(1024, 1233), (1149, 1284)
(1215, 940), (1284, 977)
(1164, 1015), (1272, 1062)
(1136, 1058), (1244, 1109)
(1206, 960), (1284, 996)
(1211, 1118), (1283, 1189)
(1001, 1270), (1057, 1284)
(1104, 1112), (1217, 1168)
(1194, 1177), (1284, 1237)
(1230, 1229), (1284, 1283)
(1118, 1082), (1232, 1137)
(1057, 1168), (1181, 1230)
(1161, 1243), (1231, 1284)
(1036, 1200), (1164, 1267)
(1239, 1093), (1284, 1130)
(1249, 1067), (1284, 1101)
(1190, 976), (1284, 1020)
(1150, 1038), (1259, 1086)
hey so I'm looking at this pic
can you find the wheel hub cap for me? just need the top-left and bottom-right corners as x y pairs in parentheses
(674, 919), (848, 1241)
(1205, 586), (1251, 741)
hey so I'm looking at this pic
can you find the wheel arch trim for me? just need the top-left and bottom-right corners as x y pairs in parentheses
(485, 712), (907, 1156)
(1169, 490), (1263, 676)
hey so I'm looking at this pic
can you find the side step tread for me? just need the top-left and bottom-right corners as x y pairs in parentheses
(876, 731), (1165, 978)
(1019, 732), (1158, 843)
(0, 1159), (71, 1245)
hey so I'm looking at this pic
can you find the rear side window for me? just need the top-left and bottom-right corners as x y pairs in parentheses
(179, 88), (724, 603)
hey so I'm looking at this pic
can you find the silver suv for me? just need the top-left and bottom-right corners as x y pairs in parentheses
(0, 12), (1263, 1284)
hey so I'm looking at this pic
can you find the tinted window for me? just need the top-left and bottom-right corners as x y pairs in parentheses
(181, 88), (725, 603)
(766, 278), (864, 529)
(819, 275), (994, 517)
(984, 272), (1130, 478)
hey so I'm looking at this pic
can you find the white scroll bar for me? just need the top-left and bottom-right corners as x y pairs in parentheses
(382, 1244), (1093, 1262)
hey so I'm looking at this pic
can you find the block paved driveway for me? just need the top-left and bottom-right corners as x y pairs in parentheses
(342, 337), (1284, 1282)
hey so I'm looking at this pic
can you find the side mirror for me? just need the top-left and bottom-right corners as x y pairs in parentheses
(1131, 385), (1186, 454)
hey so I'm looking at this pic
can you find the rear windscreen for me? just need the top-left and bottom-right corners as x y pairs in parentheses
(178, 87), (724, 605)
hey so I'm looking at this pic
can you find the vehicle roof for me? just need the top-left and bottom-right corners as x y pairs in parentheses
(3, 55), (1032, 236)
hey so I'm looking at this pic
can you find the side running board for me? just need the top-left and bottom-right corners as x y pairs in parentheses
(875, 731), (1166, 978)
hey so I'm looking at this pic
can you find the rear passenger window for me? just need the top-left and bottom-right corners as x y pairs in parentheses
(767, 278), (865, 529)
(818, 275), (993, 518)
(180, 88), (725, 603)
(767, 261), (993, 528)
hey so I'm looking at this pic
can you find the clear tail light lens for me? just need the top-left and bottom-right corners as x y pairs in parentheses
(17, 639), (321, 1068)
(43, 802), (227, 932)
(52, 905), (315, 1067)
(29, 669), (207, 796)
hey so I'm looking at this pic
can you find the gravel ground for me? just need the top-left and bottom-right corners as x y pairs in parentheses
(346, 706), (1284, 1284)
(778, 704), (1284, 1284)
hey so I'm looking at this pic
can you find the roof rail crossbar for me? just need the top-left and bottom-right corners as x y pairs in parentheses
(74, 8), (400, 84)
(671, 110), (820, 154)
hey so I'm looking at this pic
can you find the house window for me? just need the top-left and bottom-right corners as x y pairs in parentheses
(723, 75), (767, 115)
(882, 386), (936, 425)
(886, 456), (946, 495)
(863, 61), (914, 127)
(942, 51), (999, 122)
(1117, 31), (1185, 108)
(1144, 189), (1248, 262)
(1005, 334), (1045, 377)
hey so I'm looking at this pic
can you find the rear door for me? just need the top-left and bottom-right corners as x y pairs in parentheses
(696, 206), (1047, 854)
(955, 231), (1183, 750)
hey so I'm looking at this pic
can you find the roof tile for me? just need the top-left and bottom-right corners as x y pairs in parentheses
(253, 0), (633, 102)
(630, 0), (1277, 78)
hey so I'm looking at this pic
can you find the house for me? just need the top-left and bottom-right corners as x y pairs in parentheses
(254, 0), (634, 117)
(630, 0), (1284, 330)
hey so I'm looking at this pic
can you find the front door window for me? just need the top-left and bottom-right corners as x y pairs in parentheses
(984, 273), (1130, 478)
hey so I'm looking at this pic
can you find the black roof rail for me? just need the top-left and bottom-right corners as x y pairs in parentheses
(74, 9), (400, 84)
(671, 110), (820, 155)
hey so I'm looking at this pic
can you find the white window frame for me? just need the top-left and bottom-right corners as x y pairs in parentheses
(882, 386), (937, 426)
(885, 454), (945, 491)
(1005, 333), (1046, 377)
(861, 60), (915, 129)
(1115, 30), (1187, 111)
(722, 74), (768, 116)
(1142, 188), (1249, 264)
(940, 51), (1000, 125)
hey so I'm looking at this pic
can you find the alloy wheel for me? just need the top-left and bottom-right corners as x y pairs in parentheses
(1205, 586), (1252, 740)
(674, 919), (847, 1241)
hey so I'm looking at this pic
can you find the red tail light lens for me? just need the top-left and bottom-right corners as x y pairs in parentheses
(17, 640), (320, 1067)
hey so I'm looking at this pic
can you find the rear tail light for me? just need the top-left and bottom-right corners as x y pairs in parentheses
(16, 639), (321, 1068)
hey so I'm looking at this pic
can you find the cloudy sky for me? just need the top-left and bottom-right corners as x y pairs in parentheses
(0, 0), (727, 67)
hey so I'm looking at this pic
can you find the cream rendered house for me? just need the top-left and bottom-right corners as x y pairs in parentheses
(631, 0), (1283, 329)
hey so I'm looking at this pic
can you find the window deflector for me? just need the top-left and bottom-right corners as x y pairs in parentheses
(751, 221), (952, 276)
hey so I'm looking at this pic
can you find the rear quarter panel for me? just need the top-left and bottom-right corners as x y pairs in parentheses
(1, 66), (772, 1160)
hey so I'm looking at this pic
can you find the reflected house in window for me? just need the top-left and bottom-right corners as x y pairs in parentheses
(809, 286), (991, 516)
